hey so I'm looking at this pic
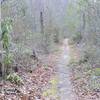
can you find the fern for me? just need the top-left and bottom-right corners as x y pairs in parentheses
(7, 73), (23, 85)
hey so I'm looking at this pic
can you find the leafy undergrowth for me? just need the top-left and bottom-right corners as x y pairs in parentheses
(43, 76), (59, 100)
(0, 61), (55, 99)
(69, 45), (100, 100)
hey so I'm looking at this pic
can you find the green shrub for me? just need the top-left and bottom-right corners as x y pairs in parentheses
(89, 75), (100, 91)
(1, 18), (13, 76)
(69, 33), (82, 45)
(7, 73), (23, 85)
(92, 68), (100, 76)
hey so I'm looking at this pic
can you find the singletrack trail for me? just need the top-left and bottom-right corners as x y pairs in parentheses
(56, 39), (77, 100)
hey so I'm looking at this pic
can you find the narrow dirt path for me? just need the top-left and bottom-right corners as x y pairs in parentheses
(56, 39), (77, 100)
(43, 39), (77, 100)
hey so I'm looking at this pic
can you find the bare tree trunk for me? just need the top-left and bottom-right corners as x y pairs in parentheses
(0, 52), (4, 79)
(40, 11), (49, 54)
(40, 12), (44, 34)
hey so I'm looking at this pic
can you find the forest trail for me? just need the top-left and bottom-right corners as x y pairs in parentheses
(56, 39), (77, 100)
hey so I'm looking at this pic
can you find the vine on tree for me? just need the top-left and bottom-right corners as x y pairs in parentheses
(1, 18), (13, 77)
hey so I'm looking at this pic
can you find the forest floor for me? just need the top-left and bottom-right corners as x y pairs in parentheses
(0, 39), (100, 100)
(69, 44), (100, 100)
(42, 39), (100, 100)
(0, 39), (77, 100)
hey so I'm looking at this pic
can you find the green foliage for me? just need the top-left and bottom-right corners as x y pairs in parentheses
(50, 78), (58, 86)
(69, 33), (82, 45)
(1, 18), (13, 76)
(78, 0), (88, 7)
(7, 73), (23, 85)
(72, 33), (82, 42)
(66, 2), (81, 35)
(1, 18), (12, 35)
(92, 68), (100, 76)
(4, 53), (12, 65)
(1, 18), (12, 50)
(2, 32), (9, 50)
(43, 77), (58, 97)
(21, 7), (26, 17)
(89, 75), (100, 91)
